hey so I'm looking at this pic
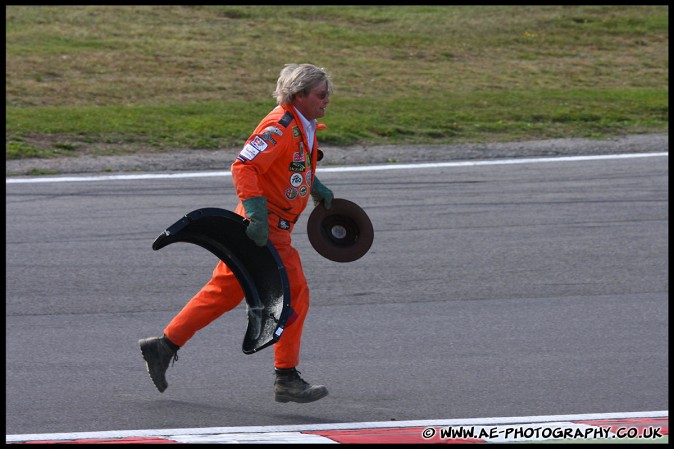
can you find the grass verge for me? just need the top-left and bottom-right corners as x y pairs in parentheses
(6, 5), (668, 160)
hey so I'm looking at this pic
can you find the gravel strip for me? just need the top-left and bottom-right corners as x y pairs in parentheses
(5, 133), (668, 177)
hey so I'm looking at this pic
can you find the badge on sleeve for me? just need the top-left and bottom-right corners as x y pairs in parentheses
(278, 217), (291, 230)
(261, 126), (283, 145)
(238, 143), (260, 161)
(250, 136), (268, 152)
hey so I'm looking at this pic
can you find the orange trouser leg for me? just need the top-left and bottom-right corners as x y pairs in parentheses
(163, 261), (244, 347)
(271, 229), (310, 369)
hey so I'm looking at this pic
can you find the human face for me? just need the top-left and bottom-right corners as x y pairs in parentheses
(293, 81), (330, 121)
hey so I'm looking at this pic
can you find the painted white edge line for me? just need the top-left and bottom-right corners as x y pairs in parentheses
(5, 410), (668, 442)
(5, 152), (668, 184)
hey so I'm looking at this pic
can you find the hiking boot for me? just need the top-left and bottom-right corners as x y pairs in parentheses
(274, 368), (328, 403)
(139, 335), (179, 393)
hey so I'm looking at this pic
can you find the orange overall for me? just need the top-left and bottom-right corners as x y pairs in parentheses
(164, 104), (323, 369)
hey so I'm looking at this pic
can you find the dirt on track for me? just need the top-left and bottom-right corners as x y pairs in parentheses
(5, 133), (668, 177)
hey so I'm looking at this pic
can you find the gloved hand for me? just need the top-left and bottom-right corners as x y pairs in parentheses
(311, 177), (333, 209)
(242, 196), (269, 247)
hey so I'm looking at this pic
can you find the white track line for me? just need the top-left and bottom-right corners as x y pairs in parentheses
(5, 152), (668, 184)
(5, 410), (667, 442)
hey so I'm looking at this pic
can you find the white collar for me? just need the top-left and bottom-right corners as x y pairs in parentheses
(293, 107), (316, 133)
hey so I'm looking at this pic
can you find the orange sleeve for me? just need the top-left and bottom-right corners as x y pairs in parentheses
(231, 111), (295, 203)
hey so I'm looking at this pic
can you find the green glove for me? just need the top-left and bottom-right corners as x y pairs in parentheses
(311, 177), (333, 209)
(242, 196), (269, 247)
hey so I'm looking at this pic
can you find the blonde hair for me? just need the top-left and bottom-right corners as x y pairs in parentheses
(273, 63), (333, 106)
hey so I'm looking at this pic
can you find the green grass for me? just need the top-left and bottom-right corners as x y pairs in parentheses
(5, 5), (669, 160)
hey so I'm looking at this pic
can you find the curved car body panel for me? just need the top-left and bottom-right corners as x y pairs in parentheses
(152, 208), (292, 354)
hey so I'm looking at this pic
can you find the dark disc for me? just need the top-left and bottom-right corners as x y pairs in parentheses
(307, 199), (374, 263)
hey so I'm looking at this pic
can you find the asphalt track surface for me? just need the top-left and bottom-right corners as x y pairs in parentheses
(5, 152), (668, 440)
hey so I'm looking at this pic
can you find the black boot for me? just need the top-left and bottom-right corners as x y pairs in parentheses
(274, 368), (328, 403)
(139, 335), (179, 393)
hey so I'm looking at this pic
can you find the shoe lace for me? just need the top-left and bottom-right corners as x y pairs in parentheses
(275, 368), (309, 386)
(160, 338), (179, 366)
(292, 370), (310, 386)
